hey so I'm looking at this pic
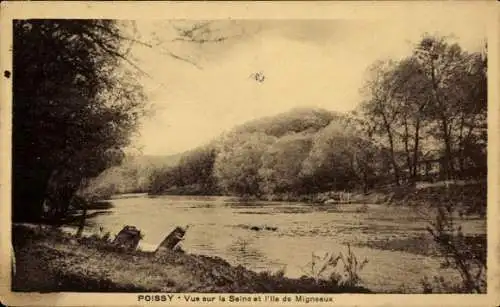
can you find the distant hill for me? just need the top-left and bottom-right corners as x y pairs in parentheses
(83, 153), (183, 197)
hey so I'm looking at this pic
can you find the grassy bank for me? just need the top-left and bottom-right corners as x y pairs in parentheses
(12, 225), (371, 293)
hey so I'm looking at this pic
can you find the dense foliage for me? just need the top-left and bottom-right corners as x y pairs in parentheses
(149, 145), (219, 195)
(149, 108), (381, 197)
(360, 35), (487, 185)
(148, 35), (487, 198)
(12, 20), (146, 222)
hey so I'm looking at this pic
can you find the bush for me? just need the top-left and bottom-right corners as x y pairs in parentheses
(299, 244), (368, 288)
(425, 203), (486, 293)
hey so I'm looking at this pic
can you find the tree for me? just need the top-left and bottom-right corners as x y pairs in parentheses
(413, 35), (487, 180)
(360, 35), (487, 183)
(175, 145), (218, 192)
(148, 166), (183, 195)
(360, 60), (404, 185)
(13, 20), (146, 222)
(300, 119), (378, 193)
(387, 57), (432, 183)
(213, 132), (276, 196)
(258, 132), (314, 195)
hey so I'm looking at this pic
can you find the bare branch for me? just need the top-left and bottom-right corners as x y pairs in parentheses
(156, 47), (203, 70)
(172, 36), (229, 44)
(170, 20), (244, 44)
(81, 30), (152, 78)
(88, 22), (153, 48)
(171, 21), (212, 39)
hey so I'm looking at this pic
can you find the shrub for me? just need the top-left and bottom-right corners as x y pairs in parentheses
(338, 244), (369, 287)
(425, 203), (486, 293)
(258, 267), (286, 280)
(299, 244), (368, 288)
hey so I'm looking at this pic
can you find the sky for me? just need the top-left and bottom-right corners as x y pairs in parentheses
(126, 17), (487, 156)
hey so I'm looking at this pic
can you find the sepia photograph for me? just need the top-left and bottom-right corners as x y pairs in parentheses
(0, 1), (498, 306)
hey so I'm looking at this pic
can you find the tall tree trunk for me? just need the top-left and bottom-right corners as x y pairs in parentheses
(430, 59), (454, 180)
(412, 117), (421, 181)
(457, 115), (466, 177)
(53, 185), (78, 224)
(12, 167), (52, 223)
(459, 121), (477, 178)
(362, 169), (368, 194)
(382, 114), (400, 186)
(403, 116), (413, 183)
(441, 117), (454, 180)
(76, 206), (87, 238)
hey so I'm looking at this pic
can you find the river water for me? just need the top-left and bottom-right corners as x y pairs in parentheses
(85, 194), (484, 293)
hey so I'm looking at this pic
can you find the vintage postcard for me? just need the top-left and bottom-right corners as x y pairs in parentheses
(0, 1), (499, 306)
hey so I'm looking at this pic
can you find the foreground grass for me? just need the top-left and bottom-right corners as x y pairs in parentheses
(12, 225), (371, 293)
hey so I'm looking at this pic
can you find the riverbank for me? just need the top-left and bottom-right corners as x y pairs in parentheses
(260, 180), (485, 210)
(12, 224), (371, 293)
(151, 180), (486, 214)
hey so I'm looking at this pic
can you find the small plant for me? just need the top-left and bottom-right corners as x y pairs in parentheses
(420, 276), (433, 294)
(273, 266), (286, 279)
(396, 282), (410, 294)
(425, 202), (486, 293)
(338, 244), (369, 287)
(300, 251), (341, 283)
(299, 244), (368, 287)
(259, 266), (286, 279)
(86, 228), (115, 244)
(101, 232), (111, 243)
(420, 275), (463, 294)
